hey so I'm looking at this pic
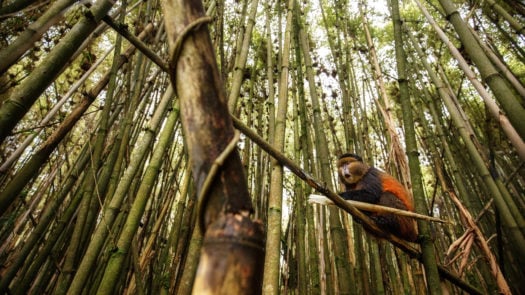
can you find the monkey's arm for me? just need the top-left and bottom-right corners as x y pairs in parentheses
(339, 190), (380, 203)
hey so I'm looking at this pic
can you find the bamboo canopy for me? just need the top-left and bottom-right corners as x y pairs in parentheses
(0, 0), (524, 294)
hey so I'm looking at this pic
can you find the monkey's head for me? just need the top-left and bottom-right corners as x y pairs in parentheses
(337, 153), (369, 186)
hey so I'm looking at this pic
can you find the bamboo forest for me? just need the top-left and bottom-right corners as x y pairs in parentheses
(0, 0), (524, 293)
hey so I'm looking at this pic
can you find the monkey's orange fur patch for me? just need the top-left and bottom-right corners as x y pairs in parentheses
(380, 174), (414, 211)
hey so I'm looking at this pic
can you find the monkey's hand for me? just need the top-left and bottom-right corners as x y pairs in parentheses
(339, 190), (380, 204)
(339, 191), (353, 200)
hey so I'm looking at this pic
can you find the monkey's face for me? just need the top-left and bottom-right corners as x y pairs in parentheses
(337, 156), (369, 186)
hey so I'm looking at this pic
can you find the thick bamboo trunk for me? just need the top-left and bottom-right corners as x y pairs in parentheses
(161, 0), (264, 293)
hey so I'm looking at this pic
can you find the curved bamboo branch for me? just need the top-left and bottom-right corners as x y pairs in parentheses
(308, 194), (451, 224)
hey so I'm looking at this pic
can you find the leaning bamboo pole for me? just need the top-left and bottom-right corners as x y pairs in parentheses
(413, 0), (525, 161)
(436, 0), (525, 139)
(0, 24), (154, 218)
(95, 100), (180, 293)
(66, 81), (173, 295)
(407, 2), (525, 260)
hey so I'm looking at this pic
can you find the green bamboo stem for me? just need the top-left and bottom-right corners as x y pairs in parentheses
(262, 0), (293, 293)
(226, 0), (260, 112)
(96, 101), (180, 293)
(390, 0), (442, 293)
(0, 26), (151, 216)
(66, 85), (174, 294)
(0, 0), (115, 144)
(437, 0), (525, 139)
